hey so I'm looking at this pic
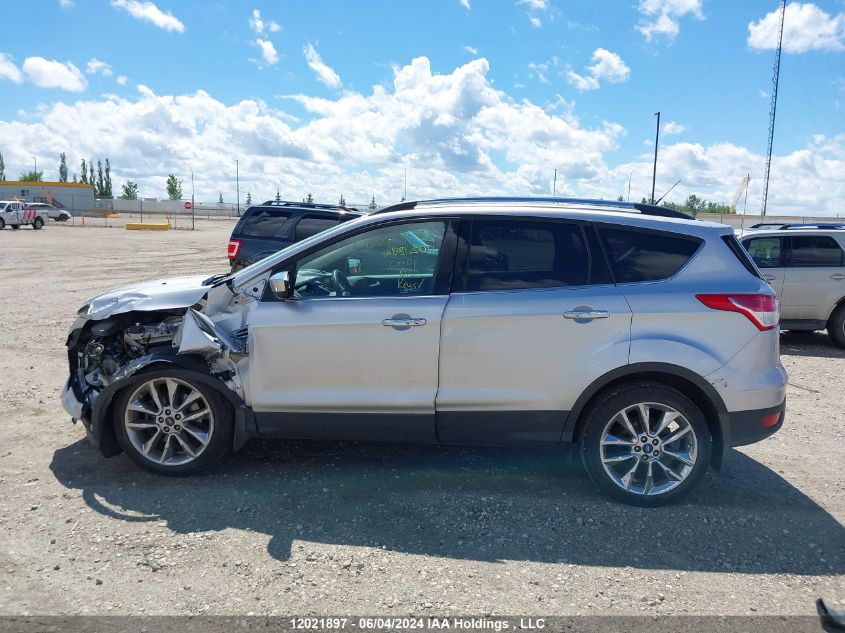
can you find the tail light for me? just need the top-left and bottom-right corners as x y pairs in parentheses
(696, 293), (779, 331)
(227, 239), (242, 260)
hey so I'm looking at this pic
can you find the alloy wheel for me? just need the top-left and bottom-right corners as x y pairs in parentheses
(599, 402), (698, 496)
(123, 378), (215, 466)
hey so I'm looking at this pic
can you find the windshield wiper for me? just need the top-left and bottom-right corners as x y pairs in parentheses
(202, 273), (231, 286)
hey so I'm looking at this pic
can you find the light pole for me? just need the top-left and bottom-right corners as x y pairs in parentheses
(188, 165), (195, 231)
(627, 170), (634, 202)
(651, 112), (660, 204)
(33, 156), (37, 176)
(235, 159), (240, 217)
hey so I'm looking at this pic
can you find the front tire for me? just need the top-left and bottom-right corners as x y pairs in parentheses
(33, 217), (44, 230)
(114, 375), (233, 475)
(11, 224), (19, 230)
(580, 381), (711, 506)
(827, 303), (845, 348)
(0, 218), (4, 230)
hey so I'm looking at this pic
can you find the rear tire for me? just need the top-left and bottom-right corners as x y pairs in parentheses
(580, 381), (711, 507)
(0, 218), (4, 230)
(827, 303), (845, 348)
(11, 224), (19, 230)
(114, 374), (233, 476)
(33, 217), (44, 230)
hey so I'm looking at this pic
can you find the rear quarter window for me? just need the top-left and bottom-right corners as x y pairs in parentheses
(742, 237), (785, 268)
(238, 208), (292, 238)
(598, 226), (701, 283)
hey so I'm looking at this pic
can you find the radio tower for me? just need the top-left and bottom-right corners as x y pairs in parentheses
(760, 0), (786, 217)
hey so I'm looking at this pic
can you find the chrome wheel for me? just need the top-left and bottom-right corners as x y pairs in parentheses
(599, 402), (698, 496)
(123, 378), (215, 466)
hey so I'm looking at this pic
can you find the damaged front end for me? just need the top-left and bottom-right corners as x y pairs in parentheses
(63, 274), (263, 456)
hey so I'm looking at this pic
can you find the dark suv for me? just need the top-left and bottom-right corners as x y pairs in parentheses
(227, 201), (363, 270)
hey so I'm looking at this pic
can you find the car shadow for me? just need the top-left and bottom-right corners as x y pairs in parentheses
(50, 438), (844, 575)
(780, 331), (845, 358)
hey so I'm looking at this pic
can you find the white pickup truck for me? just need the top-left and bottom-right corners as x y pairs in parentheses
(0, 200), (47, 230)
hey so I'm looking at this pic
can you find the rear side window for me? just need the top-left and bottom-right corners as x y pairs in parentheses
(239, 208), (291, 238)
(742, 237), (784, 268)
(598, 226), (701, 283)
(464, 220), (589, 291)
(788, 235), (844, 267)
(295, 215), (342, 241)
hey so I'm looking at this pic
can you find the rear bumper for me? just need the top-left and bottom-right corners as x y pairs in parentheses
(725, 398), (786, 447)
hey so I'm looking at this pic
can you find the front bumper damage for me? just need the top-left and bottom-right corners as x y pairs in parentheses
(63, 274), (266, 457)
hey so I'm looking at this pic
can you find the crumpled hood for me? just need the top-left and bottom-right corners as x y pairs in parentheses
(87, 274), (211, 320)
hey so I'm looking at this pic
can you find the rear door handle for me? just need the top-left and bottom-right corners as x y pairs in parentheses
(831, 274), (845, 281)
(382, 315), (427, 329)
(763, 275), (777, 282)
(563, 309), (611, 320)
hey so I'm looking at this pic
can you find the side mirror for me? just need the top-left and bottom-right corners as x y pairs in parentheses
(346, 257), (363, 275)
(268, 270), (293, 300)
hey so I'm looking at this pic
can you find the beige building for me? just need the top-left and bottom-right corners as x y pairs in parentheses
(0, 181), (95, 216)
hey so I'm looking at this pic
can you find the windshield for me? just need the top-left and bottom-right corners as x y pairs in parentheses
(226, 213), (371, 285)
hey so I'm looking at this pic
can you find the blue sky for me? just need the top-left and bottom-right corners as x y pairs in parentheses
(0, 0), (843, 213)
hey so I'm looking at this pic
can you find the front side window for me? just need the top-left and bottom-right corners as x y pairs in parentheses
(295, 215), (342, 241)
(788, 235), (844, 267)
(239, 209), (291, 238)
(462, 219), (589, 291)
(743, 237), (785, 269)
(599, 226), (701, 283)
(294, 221), (447, 298)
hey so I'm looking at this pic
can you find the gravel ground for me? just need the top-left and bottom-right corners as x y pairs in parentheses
(0, 222), (843, 617)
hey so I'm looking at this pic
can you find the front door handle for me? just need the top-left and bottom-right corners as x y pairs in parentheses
(763, 275), (777, 282)
(382, 314), (427, 330)
(831, 274), (845, 281)
(563, 309), (611, 320)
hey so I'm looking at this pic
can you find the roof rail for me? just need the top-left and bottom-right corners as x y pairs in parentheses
(258, 200), (362, 213)
(373, 197), (693, 219)
(777, 222), (845, 230)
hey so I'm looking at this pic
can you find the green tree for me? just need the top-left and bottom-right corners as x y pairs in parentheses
(121, 180), (139, 200)
(80, 159), (88, 184)
(88, 161), (95, 189)
(338, 194), (346, 207)
(104, 158), (112, 197)
(0, 151), (5, 180)
(616, 195), (624, 201)
(59, 152), (68, 182)
(95, 160), (105, 196)
(218, 192), (224, 204)
(275, 189), (281, 202)
(368, 195), (377, 210)
(305, 193), (314, 203)
(19, 170), (44, 182)
(165, 174), (182, 200)
(245, 192), (252, 205)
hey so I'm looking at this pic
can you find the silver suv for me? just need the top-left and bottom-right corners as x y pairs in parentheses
(740, 227), (845, 347)
(62, 198), (787, 506)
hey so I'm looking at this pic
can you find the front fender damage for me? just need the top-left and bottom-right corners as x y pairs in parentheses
(64, 279), (263, 456)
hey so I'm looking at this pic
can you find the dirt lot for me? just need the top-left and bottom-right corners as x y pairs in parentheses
(0, 222), (842, 617)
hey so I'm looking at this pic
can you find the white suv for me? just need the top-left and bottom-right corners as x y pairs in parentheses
(62, 197), (788, 506)
(740, 227), (845, 347)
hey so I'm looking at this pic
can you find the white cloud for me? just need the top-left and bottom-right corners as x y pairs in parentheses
(58, 0), (74, 8)
(86, 58), (113, 77)
(1, 55), (841, 214)
(748, 2), (845, 53)
(0, 53), (23, 84)
(268, 20), (281, 32)
(517, 0), (548, 9)
(303, 43), (341, 88)
(636, 0), (703, 42)
(662, 121), (686, 135)
(249, 8), (264, 33)
(116, 75), (129, 86)
(566, 48), (630, 92)
(22, 57), (87, 92)
(529, 16), (542, 27)
(463, 45), (478, 55)
(111, 0), (185, 33)
(459, 0), (470, 9)
(253, 39), (279, 66)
